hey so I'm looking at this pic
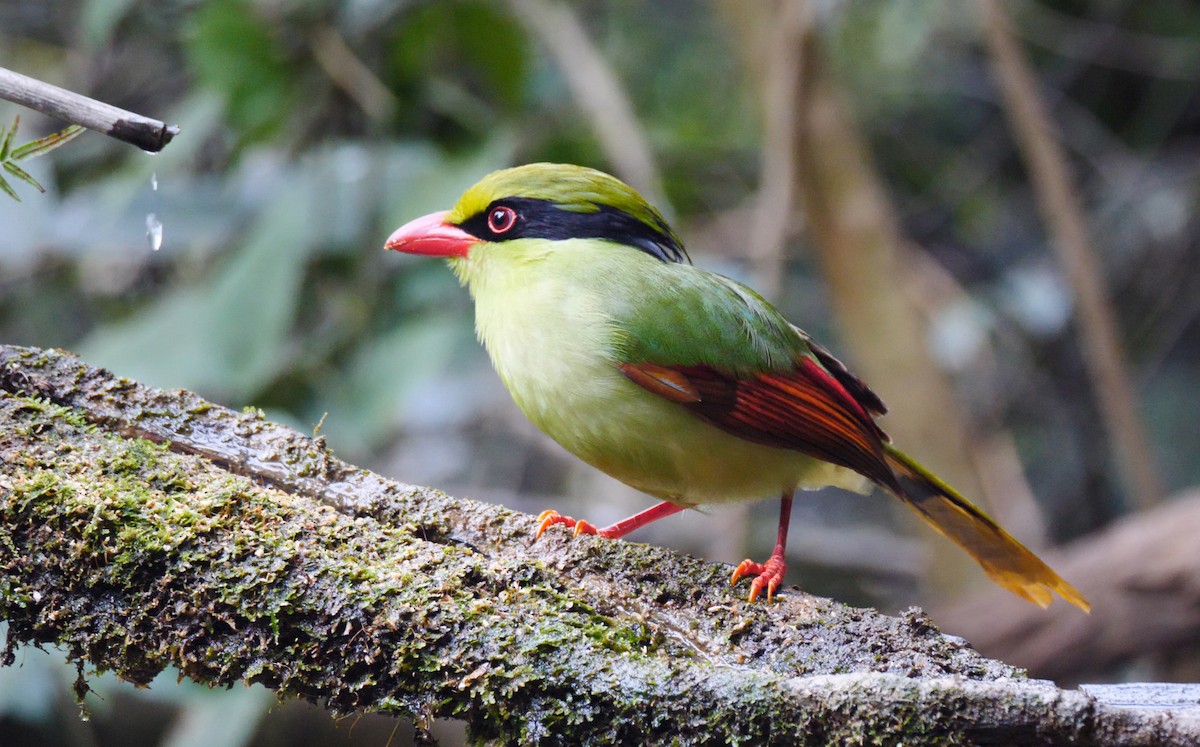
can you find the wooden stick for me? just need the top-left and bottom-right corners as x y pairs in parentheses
(0, 66), (179, 152)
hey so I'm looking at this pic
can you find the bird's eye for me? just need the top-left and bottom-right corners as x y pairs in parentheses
(487, 206), (518, 234)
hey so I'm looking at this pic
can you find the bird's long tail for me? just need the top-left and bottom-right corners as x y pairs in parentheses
(883, 445), (1090, 611)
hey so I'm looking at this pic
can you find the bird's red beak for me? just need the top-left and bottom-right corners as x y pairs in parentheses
(385, 211), (476, 257)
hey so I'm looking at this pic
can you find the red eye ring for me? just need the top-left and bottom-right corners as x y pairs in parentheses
(487, 205), (517, 234)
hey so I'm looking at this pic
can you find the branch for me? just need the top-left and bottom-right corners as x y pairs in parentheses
(0, 345), (1195, 744)
(787, 13), (1015, 594)
(746, 0), (811, 300)
(309, 26), (398, 121)
(0, 66), (179, 152)
(980, 0), (1163, 509)
(508, 0), (667, 209)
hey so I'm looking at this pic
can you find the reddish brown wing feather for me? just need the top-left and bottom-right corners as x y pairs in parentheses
(620, 358), (898, 490)
(619, 362), (701, 403)
(804, 337), (887, 416)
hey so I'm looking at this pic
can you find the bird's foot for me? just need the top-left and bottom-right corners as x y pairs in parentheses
(535, 510), (610, 539)
(730, 554), (787, 602)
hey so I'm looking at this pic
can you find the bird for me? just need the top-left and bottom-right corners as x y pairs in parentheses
(384, 162), (1089, 611)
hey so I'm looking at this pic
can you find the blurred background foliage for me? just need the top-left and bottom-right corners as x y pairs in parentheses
(1, 0), (1199, 744)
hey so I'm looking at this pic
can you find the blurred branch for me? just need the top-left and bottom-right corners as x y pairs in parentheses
(939, 489), (1200, 683)
(309, 26), (397, 121)
(1010, 0), (1200, 81)
(980, 0), (1164, 510)
(2, 344), (1195, 744)
(0, 66), (178, 152)
(785, 3), (1024, 594)
(507, 0), (667, 209)
(747, 0), (811, 300)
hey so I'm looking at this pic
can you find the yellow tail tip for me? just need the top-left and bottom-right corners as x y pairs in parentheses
(1056, 582), (1092, 613)
(988, 569), (1091, 613)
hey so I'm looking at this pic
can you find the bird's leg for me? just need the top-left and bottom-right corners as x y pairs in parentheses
(730, 492), (794, 602)
(536, 500), (685, 540)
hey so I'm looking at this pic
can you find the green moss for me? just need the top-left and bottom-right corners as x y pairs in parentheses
(0, 368), (1039, 744)
(5, 397), (87, 434)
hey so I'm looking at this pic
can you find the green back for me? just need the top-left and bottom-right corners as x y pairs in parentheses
(550, 247), (811, 376)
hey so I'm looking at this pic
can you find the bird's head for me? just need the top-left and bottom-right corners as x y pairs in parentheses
(384, 163), (688, 266)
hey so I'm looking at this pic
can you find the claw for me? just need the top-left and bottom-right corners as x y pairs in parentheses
(730, 559), (764, 586)
(536, 509), (577, 539)
(572, 519), (599, 537)
(534, 510), (612, 540)
(730, 555), (787, 602)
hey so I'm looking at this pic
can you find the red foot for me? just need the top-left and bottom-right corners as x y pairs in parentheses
(730, 555), (787, 602)
(535, 510), (608, 539)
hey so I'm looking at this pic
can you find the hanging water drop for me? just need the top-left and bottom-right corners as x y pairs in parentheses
(146, 212), (163, 251)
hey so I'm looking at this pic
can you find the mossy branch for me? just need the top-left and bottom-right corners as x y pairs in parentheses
(0, 345), (1194, 745)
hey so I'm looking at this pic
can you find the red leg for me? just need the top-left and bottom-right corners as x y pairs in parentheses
(536, 500), (685, 540)
(731, 492), (794, 602)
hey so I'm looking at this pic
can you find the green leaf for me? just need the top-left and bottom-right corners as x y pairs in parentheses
(11, 125), (85, 161)
(385, 2), (530, 127)
(454, 3), (529, 112)
(185, 0), (294, 142)
(313, 314), (465, 454)
(0, 173), (20, 202)
(3, 161), (44, 193)
(0, 117), (80, 200)
(0, 116), (17, 161)
(80, 172), (319, 400)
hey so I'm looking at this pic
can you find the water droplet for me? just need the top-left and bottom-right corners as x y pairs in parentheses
(146, 213), (163, 251)
(151, 171), (158, 191)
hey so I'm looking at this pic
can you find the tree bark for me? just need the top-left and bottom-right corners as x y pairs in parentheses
(0, 345), (1195, 745)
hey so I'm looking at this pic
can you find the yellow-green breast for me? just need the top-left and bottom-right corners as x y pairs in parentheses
(450, 238), (868, 504)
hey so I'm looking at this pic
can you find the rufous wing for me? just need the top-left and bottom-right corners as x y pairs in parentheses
(619, 357), (896, 489)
